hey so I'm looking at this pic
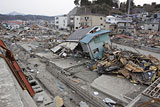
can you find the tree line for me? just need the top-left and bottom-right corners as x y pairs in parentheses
(74, 0), (119, 8)
(74, 0), (136, 12)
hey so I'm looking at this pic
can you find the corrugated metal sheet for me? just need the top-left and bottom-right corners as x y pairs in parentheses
(60, 42), (78, 50)
(50, 45), (62, 53)
(80, 30), (110, 44)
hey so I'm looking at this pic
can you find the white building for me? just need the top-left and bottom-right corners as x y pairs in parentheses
(106, 15), (132, 24)
(106, 16), (118, 24)
(143, 21), (160, 32)
(55, 15), (68, 30)
(106, 15), (123, 24)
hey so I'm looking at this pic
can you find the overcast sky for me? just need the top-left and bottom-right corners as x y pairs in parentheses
(0, 0), (160, 16)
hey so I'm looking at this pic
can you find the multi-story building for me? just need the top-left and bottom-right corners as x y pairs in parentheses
(55, 15), (68, 30)
(80, 15), (110, 30)
(68, 15), (81, 31)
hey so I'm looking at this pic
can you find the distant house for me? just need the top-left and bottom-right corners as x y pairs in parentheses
(152, 12), (160, 22)
(106, 16), (118, 24)
(106, 15), (124, 24)
(5, 20), (24, 29)
(153, 12), (160, 19)
(143, 21), (160, 32)
(67, 26), (111, 59)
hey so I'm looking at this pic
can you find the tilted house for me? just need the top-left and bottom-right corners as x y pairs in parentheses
(66, 26), (111, 59)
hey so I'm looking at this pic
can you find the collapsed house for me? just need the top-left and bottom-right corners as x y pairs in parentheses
(51, 26), (111, 59)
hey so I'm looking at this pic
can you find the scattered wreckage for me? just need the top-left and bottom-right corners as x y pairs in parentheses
(89, 44), (160, 85)
(111, 33), (160, 53)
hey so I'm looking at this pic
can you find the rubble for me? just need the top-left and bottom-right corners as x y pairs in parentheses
(111, 32), (160, 53)
(1, 18), (160, 107)
(90, 44), (160, 85)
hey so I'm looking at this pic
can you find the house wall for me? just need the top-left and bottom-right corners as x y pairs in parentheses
(88, 33), (110, 59)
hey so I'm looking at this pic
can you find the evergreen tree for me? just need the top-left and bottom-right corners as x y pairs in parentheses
(74, 0), (80, 6)
(95, 0), (114, 6)
(80, 0), (91, 6)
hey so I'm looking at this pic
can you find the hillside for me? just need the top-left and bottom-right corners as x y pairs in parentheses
(0, 14), (55, 21)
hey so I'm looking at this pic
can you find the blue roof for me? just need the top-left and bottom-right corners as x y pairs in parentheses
(80, 30), (110, 44)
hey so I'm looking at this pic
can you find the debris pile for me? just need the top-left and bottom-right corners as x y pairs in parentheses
(50, 42), (89, 58)
(90, 45), (160, 85)
(111, 33), (160, 53)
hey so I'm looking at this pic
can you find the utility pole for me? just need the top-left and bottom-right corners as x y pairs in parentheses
(126, 0), (131, 32)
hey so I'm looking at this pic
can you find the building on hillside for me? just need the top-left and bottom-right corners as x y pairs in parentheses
(80, 15), (110, 30)
(143, 21), (160, 32)
(67, 7), (92, 31)
(66, 26), (111, 59)
(152, 12), (160, 22)
(106, 15), (123, 24)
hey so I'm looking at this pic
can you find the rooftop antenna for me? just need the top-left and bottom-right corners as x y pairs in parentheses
(126, 0), (131, 32)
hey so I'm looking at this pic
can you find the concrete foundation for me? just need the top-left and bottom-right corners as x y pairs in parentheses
(91, 75), (146, 104)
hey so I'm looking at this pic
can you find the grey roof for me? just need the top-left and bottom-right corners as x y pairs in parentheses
(66, 26), (95, 41)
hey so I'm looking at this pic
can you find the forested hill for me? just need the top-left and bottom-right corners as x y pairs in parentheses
(0, 14), (55, 21)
